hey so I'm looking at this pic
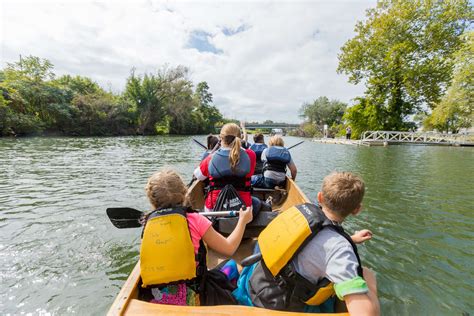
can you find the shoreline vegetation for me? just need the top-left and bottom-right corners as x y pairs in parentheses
(294, 1), (473, 139)
(0, 58), (228, 137)
(1, 2), (472, 139)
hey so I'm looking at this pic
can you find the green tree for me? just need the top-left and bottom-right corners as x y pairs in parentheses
(338, 0), (473, 131)
(0, 56), (69, 135)
(194, 81), (223, 133)
(425, 31), (474, 132)
(53, 75), (101, 96)
(124, 66), (191, 135)
(299, 96), (347, 136)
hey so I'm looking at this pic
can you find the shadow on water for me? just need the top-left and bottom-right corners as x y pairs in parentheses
(0, 136), (473, 315)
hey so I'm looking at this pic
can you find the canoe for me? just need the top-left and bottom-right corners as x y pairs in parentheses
(107, 178), (349, 316)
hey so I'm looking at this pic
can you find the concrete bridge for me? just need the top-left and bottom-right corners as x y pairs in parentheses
(244, 123), (300, 132)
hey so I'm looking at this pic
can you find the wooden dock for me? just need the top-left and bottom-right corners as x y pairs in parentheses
(313, 131), (474, 147)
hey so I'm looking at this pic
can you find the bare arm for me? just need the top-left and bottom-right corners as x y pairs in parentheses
(345, 268), (380, 316)
(240, 121), (248, 142)
(288, 160), (297, 180)
(202, 206), (253, 257)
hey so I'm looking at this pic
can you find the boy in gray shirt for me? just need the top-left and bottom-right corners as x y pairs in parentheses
(292, 172), (379, 314)
(234, 172), (379, 315)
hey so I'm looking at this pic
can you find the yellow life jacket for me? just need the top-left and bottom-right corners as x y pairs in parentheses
(249, 203), (362, 310)
(140, 207), (203, 288)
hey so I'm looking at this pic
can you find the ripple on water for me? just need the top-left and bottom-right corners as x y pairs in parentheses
(0, 137), (473, 315)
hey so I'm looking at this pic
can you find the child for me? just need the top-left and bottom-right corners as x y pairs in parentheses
(249, 133), (268, 175)
(251, 135), (297, 188)
(235, 172), (380, 315)
(201, 134), (219, 161)
(141, 168), (253, 306)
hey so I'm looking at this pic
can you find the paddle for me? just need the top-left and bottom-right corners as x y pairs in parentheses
(287, 140), (304, 150)
(192, 138), (207, 150)
(106, 207), (240, 229)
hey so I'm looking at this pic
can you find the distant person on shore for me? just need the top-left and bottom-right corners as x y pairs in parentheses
(251, 135), (297, 188)
(346, 126), (352, 140)
(201, 134), (219, 161)
(249, 133), (268, 175)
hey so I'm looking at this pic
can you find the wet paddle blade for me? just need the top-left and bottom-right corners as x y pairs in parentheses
(106, 207), (144, 229)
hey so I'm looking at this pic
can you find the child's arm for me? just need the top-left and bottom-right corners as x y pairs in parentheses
(344, 267), (380, 316)
(240, 121), (248, 142)
(351, 229), (373, 244)
(202, 206), (253, 257)
(288, 160), (297, 180)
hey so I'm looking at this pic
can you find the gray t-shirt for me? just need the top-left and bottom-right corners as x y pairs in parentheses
(291, 227), (364, 289)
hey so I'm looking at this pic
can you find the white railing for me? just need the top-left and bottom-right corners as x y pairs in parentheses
(361, 131), (467, 144)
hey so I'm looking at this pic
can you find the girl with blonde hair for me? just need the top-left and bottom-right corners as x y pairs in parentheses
(251, 135), (297, 188)
(194, 123), (258, 212)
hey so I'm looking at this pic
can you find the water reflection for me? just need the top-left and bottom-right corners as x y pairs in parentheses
(0, 137), (472, 315)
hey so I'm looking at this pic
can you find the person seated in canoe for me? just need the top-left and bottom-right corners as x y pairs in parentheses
(194, 123), (267, 216)
(234, 172), (380, 315)
(140, 168), (253, 306)
(251, 135), (297, 188)
(249, 133), (267, 176)
(201, 134), (219, 161)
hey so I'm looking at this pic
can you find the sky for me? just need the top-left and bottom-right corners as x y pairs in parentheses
(1, 0), (376, 123)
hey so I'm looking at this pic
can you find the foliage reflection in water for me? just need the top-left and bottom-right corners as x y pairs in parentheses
(0, 136), (472, 315)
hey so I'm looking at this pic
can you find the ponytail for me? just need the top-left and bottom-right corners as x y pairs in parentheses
(229, 137), (241, 172)
(219, 123), (243, 172)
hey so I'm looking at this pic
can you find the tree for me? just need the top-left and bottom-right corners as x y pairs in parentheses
(193, 81), (223, 133)
(124, 66), (193, 135)
(195, 81), (213, 106)
(425, 31), (474, 133)
(299, 96), (347, 136)
(1, 56), (69, 134)
(338, 0), (473, 131)
(53, 75), (101, 96)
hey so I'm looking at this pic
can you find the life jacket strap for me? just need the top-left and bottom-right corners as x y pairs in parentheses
(263, 160), (287, 173)
(209, 176), (251, 191)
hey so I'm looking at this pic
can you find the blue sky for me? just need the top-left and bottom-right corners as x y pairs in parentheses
(1, 0), (376, 122)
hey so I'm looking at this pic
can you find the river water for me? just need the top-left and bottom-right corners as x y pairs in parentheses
(0, 136), (472, 315)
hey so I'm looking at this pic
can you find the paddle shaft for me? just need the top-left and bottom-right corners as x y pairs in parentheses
(201, 211), (239, 217)
(106, 207), (241, 229)
(192, 138), (207, 150)
(287, 140), (304, 150)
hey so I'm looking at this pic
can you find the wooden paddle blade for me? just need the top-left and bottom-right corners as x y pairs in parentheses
(106, 207), (144, 229)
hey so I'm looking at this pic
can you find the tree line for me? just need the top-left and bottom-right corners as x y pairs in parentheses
(298, 0), (473, 138)
(0, 57), (224, 137)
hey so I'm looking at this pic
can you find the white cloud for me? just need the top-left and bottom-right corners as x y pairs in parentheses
(1, 0), (375, 122)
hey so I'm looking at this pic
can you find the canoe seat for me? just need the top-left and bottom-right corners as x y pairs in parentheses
(252, 187), (288, 206)
(213, 211), (279, 238)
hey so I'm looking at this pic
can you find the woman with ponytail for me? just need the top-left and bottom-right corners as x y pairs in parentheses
(194, 123), (260, 213)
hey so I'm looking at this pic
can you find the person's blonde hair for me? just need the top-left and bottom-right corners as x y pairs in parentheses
(321, 172), (365, 217)
(269, 135), (284, 147)
(220, 123), (242, 171)
(145, 168), (187, 209)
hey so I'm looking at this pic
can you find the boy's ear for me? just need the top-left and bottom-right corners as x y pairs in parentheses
(317, 192), (324, 204)
(351, 204), (362, 216)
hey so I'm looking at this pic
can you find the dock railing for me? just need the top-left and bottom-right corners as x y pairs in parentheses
(361, 131), (471, 145)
